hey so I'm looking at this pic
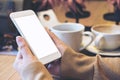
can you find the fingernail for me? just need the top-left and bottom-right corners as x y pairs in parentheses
(16, 36), (23, 46)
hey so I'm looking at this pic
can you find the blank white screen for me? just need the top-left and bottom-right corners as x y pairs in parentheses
(15, 15), (59, 59)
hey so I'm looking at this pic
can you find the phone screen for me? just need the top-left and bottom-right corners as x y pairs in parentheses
(14, 14), (60, 61)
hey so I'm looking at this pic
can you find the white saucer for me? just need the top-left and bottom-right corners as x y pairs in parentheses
(83, 36), (120, 56)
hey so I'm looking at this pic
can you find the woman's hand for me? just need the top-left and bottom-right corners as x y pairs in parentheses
(45, 28), (69, 78)
(13, 29), (69, 77)
(13, 36), (38, 74)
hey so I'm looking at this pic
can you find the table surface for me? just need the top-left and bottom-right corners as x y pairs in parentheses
(0, 53), (21, 80)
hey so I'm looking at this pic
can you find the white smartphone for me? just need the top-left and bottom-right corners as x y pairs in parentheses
(10, 10), (61, 64)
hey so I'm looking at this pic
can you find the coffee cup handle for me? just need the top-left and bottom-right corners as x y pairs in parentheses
(94, 34), (105, 50)
(79, 31), (94, 51)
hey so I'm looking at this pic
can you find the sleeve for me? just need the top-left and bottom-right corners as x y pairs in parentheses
(61, 48), (120, 80)
(21, 62), (53, 80)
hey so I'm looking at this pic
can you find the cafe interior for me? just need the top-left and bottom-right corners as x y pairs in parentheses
(0, 0), (120, 80)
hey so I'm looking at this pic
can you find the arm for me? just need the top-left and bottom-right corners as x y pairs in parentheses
(61, 48), (95, 80)
(47, 28), (95, 80)
(61, 48), (120, 80)
(47, 29), (120, 80)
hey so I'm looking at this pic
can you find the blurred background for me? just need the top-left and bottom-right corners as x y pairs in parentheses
(0, 0), (119, 51)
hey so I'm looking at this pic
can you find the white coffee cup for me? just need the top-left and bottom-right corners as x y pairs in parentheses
(50, 23), (94, 52)
(91, 24), (120, 50)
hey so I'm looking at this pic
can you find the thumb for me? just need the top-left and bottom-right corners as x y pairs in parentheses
(16, 36), (33, 58)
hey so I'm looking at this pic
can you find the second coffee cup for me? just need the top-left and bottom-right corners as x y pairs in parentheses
(50, 23), (94, 52)
(91, 24), (120, 50)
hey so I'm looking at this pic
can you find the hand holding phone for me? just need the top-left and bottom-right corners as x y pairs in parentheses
(10, 10), (61, 64)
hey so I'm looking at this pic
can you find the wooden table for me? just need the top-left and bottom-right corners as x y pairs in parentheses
(0, 51), (60, 80)
(0, 51), (21, 80)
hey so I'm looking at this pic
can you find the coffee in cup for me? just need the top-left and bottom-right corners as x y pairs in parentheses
(50, 23), (94, 52)
(91, 24), (120, 50)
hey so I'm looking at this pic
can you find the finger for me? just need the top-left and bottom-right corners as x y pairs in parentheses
(16, 36), (33, 58)
(13, 51), (22, 70)
(46, 28), (67, 48)
(45, 28), (63, 44)
(45, 28), (67, 55)
(15, 51), (23, 60)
